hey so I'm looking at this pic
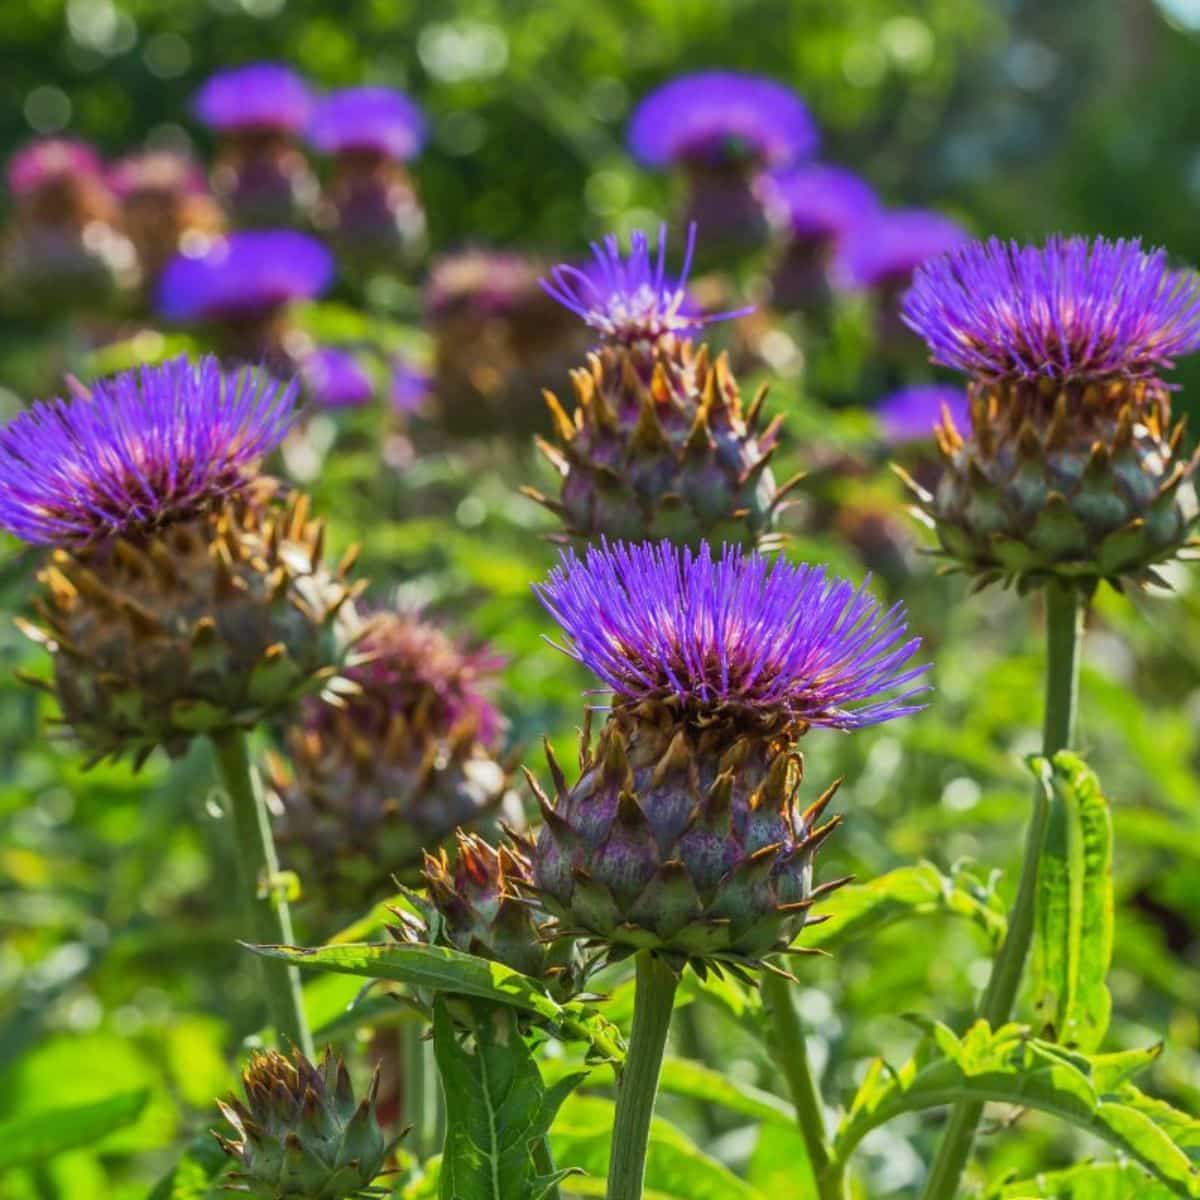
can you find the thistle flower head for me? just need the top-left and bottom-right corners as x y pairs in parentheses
(629, 71), (817, 169)
(302, 347), (374, 409)
(541, 223), (747, 345)
(902, 236), (1200, 382)
(762, 163), (878, 241)
(389, 358), (432, 413)
(7, 138), (103, 196)
(426, 248), (539, 318)
(157, 230), (333, 322)
(536, 540), (928, 735)
(108, 150), (208, 199)
(834, 209), (968, 290)
(192, 63), (313, 134)
(876, 383), (970, 445)
(0, 356), (294, 546)
(308, 86), (426, 161)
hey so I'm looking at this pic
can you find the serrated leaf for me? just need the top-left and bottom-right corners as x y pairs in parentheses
(434, 999), (587, 1200)
(833, 1020), (1200, 1198)
(993, 1161), (1178, 1198)
(0, 1089), (148, 1170)
(1030, 752), (1114, 1052)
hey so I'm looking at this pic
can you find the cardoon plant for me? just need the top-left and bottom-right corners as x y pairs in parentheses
(628, 71), (816, 257)
(901, 236), (1200, 1200)
(193, 62), (317, 226)
(530, 540), (927, 1199)
(527, 223), (796, 546)
(0, 356), (364, 1054)
(309, 86), (427, 270)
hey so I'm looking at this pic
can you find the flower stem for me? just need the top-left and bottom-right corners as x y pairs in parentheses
(606, 952), (678, 1200)
(920, 581), (1083, 1200)
(211, 729), (313, 1059)
(761, 971), (842, 1197)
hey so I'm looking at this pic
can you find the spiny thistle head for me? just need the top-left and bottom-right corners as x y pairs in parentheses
(834, 209), (968, 292)
(215, 1047), (396, 1200)
(308, 87), (426, 161)
(898, 236), (1200, 592)
(526, 541), (926, 973)
(109, 150), (209, 200)
(193, 63), (314, 135)
(876, 384), (970, 446)
(271, 609), (514, 905)
(0, 357), (292, 547)
(528, 226), (784, 546)
(8, 138), (104, 199)
(762, 163), (878, 242)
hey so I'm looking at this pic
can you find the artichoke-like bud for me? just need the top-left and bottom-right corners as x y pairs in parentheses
(1, 358), (360, 765)
(270, 610), (517, 903)
(528, 224), (795, 547)
(391, 829), (580, 1000)
(215, 1047), (397, 1200)
(528, 541), (928, 974)
(901, 237), (1200, 592)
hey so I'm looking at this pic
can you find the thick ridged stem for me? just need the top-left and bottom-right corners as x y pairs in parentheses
(212, 730), (313, 1058)
(920, 582), (1083, 1200)
(762, 971), (844, 1199)
(606, 952), (679, 1200)
(403, 1019), (438, 1161)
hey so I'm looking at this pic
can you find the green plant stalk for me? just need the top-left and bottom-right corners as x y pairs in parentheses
(919, 582), (1083, 1200)
(606, 952), (679, 1200)
(531, 1135), (563, 1200)
(761, 971), (844, 1200)
(402, 1019), (438, 1161)
(211, 730), (313, 1059)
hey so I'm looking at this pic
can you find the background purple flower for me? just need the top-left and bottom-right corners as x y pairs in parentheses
(390, 358), (432, 413)
(157, 230), (333, 322)
(8, 138), (103, 196)
(0, 356), (294, 546)
(761, 163), (879, 241)
(536, 541), (928, 730)
(834, 209), (968, 290)
(301, 347), (374, 409)
(628, 71), (817, 168)
(308, 87), (426, 160)
(876, 383), (970, 444)
(108, 151), (209, 199)
(192, 63), (313, 134)
(901, 236), (1200, 381)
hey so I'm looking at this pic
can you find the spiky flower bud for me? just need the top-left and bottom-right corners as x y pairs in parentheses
(215, 1047), (397, 1200)
(527, 225), (793, 547)
(527, 541), (927, 974)
(271, 609), (516, 904)
(391, 829), (580, 1000)
(901, 237), (1200, 592)
(1, 357), (360, 765)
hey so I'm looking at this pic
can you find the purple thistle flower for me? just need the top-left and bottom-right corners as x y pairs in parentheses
(541, 223), (750, 344)
(308, 86), (426, 161)
(7, 138), (103, 196)
(536, 540), (928, 731)
(0, 356), (295, 546)
(876, 384), (971, 445)
(192, 63), (314, 135)
(108, 151), (209, 199)
(390, 358), (432, 413)
(628, 71), (817, 169)
(901, 236), (1200, 382)
(762, 163), (879, 241)
(834, 209), (968, 291)
(301, 347), (374, 409)
(157, 230), (333, 323)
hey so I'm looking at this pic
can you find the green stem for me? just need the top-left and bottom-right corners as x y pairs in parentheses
(402, 1018), (438, 1161)
(761, 971), (844, 1200)
(606, 952), (679, 1200)
(919, 582), (1083, 1200)
(211, 730), (313, 1058)
(532, 1136), (562, 1200)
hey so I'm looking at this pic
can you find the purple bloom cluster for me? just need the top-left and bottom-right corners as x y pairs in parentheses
(536, 541), (928, 731)
(834, 209), (967, 290)
(0, 356), (294, 546)
(902, 236), (1200, 381)
(628, 71), (816, 168)
(192, 63), (314, 134)
(876, 384), (970, 445)
(763, 163), (878, 241)
(302, 347), (374, 409)
(541, 224), (748, 344)
(157, 230), (333, 322)
(308, 87), (425, 161)
(7, 138), (103, 196)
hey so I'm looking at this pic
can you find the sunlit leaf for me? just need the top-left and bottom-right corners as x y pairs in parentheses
(0, 1090), (148, 1170)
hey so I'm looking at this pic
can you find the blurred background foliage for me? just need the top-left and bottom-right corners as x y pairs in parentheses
(4, 2), (1200, 1198)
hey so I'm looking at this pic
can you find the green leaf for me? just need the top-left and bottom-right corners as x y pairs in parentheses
(656, 1057), (795, 1127)
(0, 1090), (148, 1170)
(833, 1020), (1200, 1197)
(433, 999), (586, 1200)
(993, 1161), (1178, 1198)
(801, 862), (1007, 953)
(146, 1132), (230, 1200)
(1030, 752), (1114, 1051)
